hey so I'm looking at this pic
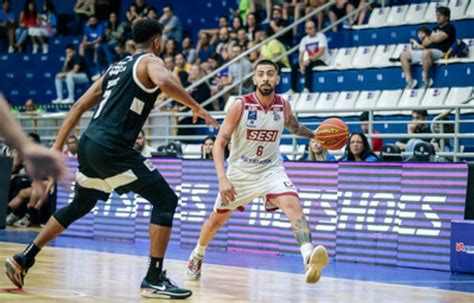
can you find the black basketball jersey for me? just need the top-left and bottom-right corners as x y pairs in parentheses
(83, 53), (161, 149)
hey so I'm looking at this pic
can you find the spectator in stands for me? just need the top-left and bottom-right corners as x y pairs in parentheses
(125, 39), (137, 55)
(23, 98), (43, 114)
(161, 38), (177, 59)
(15, 0), (38, 53)
(290, 19), (330, 93)
(359, 111), (382, 152)
(201, 136), (215, 160)
(74, 0), (95, 35)
(52, 44), (90, 104)
(267, 4), (292, 47)
(400, 7), (456, 89)
(0, 0), (15, 53)
(236, 28), (249, 49)
(134, 130), (155, 157)
(230, 16), (244, 41)
(79, 15), (105, 70)
(174, 53), (191, 74)
(230, 0), (254, 24)
(129, 0), (153, 18)
(163, 55), (175, 72)
(200, 16), (230, 39)
(113, 42), (127, 61)
(28, 0), (56, 54)
(146, 7), (157, 20)
(341, 132), (378, 162)
(222, 44), (254, 95)
(206, 53), (228, 97)
(328, 0), (364, 32)
(283, 0), (306, 36)
(430, 115), (454, 161)
(246, 40), (260, 64)
(301, 138), (336, 161)
(159, 4), (182, 43)
(188, 64), (215, 111)
(216, 27), (234, 61)
(305, 0), (328, 32)
(256, 28), (290, 70)
(245, 12), (261, 42)
(395, 110), (432, 152)
(64, 135), (78, 157)
(101, 12), (124, 66)
(182, 36), (197, 64)
(196, 31), (215, 64)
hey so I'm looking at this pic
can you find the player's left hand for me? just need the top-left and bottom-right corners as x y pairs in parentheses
(192, 107), (219, 129)
(22, 143), (69, 181)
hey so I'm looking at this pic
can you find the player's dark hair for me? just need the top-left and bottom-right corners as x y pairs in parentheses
(255, 59), (279, 75)
(132, 19), (163, 45)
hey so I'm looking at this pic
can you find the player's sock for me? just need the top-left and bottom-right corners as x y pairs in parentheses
(22, 242), (41, 265)
(145, 256), (164, 282)
(300, 242), (313, 264)
(194, 244), (207, 257)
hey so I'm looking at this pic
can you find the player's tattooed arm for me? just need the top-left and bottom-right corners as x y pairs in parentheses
(292, 215), (312, 246)
(285, 113), (315, 139)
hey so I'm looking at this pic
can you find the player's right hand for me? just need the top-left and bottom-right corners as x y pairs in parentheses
(218, 177), (237, 205)
(22, 143), (69, 181)
(192, 107), (219, 129)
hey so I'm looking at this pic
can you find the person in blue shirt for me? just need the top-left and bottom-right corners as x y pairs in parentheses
(79, 15), (105, 71)
(0, 0), (15, 53)
(301, 138), (336, 161)
(341, 132), (378, 162)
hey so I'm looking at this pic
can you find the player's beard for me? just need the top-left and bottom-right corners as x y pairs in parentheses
(257, 83), (274, 96)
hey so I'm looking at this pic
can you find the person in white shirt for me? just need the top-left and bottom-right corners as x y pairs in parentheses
(134, 130), (155, 157)
(63, 135), (78, 157)
(290, 19), (330, 93)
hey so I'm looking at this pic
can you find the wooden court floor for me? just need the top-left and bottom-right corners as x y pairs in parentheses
(1, 242), (474, 303)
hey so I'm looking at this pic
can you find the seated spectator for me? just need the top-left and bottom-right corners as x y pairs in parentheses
(134, 130), (155, 157)
(328, 0), (360, 32)
(146, 7), (157, 20)
(196, 31), (216, 64)
(188, 64), (215, 111)
(23, 98), (44, 114)
(395, 110), (432, 152)
(236, 28), (248, 49)
(52, 44), (90, 104)
(301, 138), (336, 161)
(206, 53), (228, 97)
(201, 136), (215, 159)
(79, 15), (105, 70)
(431, 115), (454, 161)
(305, 0), (328, 32)
(159, 4), (182, 43)
(173, 53), (191, 86)
(267, 4), (292, 47)
(256, 28), (290, 70)
(222, 44), (254, 96)
(15, 0), (38, 53)
(245, 12), (261, 42)
(216, 27), (234, 61)
(400, 7), (455, 89)
(290, 19), (330, 93)
(74, 0), (95, 35)
(129, 0), (153, 18)
(182, 36), (197, 64)
(28, 0), (56, 54)
(230, 16), (244, 41)
(341, 132), (378, 162)
(246, 40), (260, 65)
(283, 0), (306, 36)
(230, 0), (254, 24)
(359, 111), (382, 152)
(64, 135), (78, 157)
(200, 16), (230, 39)
(100, 12), (124, 66)
(0, 0), (15, 53)
(125, 39), (137, 55)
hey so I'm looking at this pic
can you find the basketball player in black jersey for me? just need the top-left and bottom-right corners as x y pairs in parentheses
(5, 19), (218, 299)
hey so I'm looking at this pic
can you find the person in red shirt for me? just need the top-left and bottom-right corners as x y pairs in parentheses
(14, 0), (38, 52)
(359, 111), (383, 152)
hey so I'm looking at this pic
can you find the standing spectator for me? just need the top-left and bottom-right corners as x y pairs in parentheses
(159, 4), (182, 43)
(74, 0), (95, 35)
(52, 44), (90, 104)
(359, 111), (382, 152)
(79, 15), (105, 71)
(301, 138), (336, 161)
(15, 0), (38, 53)
(196, 31), (216, 64)
(28, 0), (57, 54)
(201, 136), (215, 159)
(256, 28), (290, 70)
(290, 19), (330, 93)
(222, 44), (253, 95)
(400, 7), (455, 89)
(134, 130), (155, 157)
(267, 4), (292, 47)
(216, 27), (234, 61)
(100, 12), (124, 66)
(395, 110), (432, 152)
(181, 36), (197, 64)
(64, 135), (78, 157)
(0, 0), (15, 53)
(341, 132), (378, 162)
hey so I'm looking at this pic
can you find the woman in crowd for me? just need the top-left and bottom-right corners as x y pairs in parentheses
(341, 132), (378, 162)
(302, 138), (336, 161)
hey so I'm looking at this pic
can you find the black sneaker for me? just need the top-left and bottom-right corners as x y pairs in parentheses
(4, 253), (35, 289)
(140, 270), (192, 299)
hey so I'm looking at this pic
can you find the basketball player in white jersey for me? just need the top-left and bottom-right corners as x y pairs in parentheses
(185, 59), (328, 284)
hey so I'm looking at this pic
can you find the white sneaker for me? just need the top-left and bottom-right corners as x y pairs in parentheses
(51, 98), (63, 104)
(302, 88), (310, 93)
(305, 245), (328, 284)
(8, 46), (14, 53)
(42, 44), (49, 54)
(60, 98), (74, 104)
(184, 251), (204, 280)
(405, 79), (418, 89)
(5, 213), (18, 226)
(32, 44), (38, 54)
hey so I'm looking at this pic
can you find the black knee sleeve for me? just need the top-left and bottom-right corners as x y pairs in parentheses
(137, 183), (178, 227)
(54, 185), (108, 228)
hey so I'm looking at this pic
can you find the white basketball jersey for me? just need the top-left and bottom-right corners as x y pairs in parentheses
(228, 93), (286, 174)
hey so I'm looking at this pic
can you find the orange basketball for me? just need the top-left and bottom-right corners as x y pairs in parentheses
(315, 118), (349, 150)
